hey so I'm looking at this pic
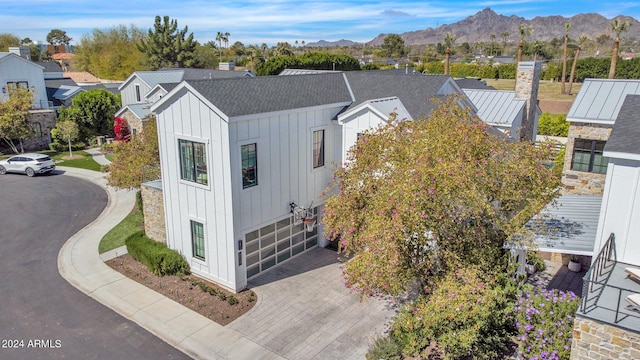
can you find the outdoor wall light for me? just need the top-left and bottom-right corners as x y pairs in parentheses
(2, 87), (6, 94)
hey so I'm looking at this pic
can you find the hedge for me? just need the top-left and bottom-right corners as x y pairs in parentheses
(125, 230), (190, 276)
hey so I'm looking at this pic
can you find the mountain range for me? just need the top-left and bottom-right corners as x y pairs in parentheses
(308, 8), (640, 47)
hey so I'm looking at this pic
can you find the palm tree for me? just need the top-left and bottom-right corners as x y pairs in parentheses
(490, 33), (496, 56)
(444, 32), (456, 75)
(568, 35), (588, 95)
(501, 31), (509, 53)
(517, 24), (533, 62)
(261, 43), (268, 59)
(608, 19), (631, 79)
(216, 32), (223, 61)
(561, 23), (572, 94)
(224, 32), (230, 48)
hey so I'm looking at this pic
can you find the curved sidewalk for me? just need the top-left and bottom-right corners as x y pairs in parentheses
(57, 167), (282, 360)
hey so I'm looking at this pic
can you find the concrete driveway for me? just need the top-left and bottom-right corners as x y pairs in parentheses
(0, 170), (189, 360)
(229, 248), (396, 360)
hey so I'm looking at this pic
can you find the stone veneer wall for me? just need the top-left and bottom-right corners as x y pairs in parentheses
(141, 181), (166, 244)
(515, 61), (541, 142)
(119, 108), (144, 135)
(22, 110), (56, 151)
(571, 316), (640, 359)
(561, 123), (612, 195)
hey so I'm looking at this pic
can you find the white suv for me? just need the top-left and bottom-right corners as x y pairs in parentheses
(0, 153), (56, 177)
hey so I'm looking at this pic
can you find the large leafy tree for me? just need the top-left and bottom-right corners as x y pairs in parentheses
(57, 89), (120, 143)
(0, 33), (20, 51)
(323, 97), (560, 297)
(46, 29), (72, 45)
(138, 15), (197, 70)
(380, 34), (408, 60)
(0, 88), (34, 154)
(107, 116), (160, 189)
(74, 25), (148, 80)
(608, 19), (631, 79)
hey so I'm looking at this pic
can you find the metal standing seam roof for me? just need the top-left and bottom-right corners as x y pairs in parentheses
(604, 94), (640, 157)
(567, 79), (640, 123)
(116, 103), (152, 120)
(185, 73), (352, 117)
(52, 85), (83, 100)
(134, 71), (185, 88)
(159, 68), (255, 79)
(527, 194), (603, 255)
(463, 89), (525, 126)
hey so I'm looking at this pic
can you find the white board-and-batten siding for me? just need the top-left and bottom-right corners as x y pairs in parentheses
(155, 88), (237, 291)
(340, 108), (388, 164)
(120, 80), (150, 106)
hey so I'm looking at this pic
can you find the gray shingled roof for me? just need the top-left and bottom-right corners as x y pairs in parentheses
(35, 61), (62, 72)
(455, 78), (495, 90)
(186, 73), (352, 117)
(567, 79), (640, 123)
(342, 71), (452, 120)
(158, 82), (179, 93)
(159, 67), (254, 80)
(604, 94), (640, 156)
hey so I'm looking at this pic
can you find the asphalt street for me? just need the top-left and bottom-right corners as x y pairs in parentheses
(0, 170), (189, 359)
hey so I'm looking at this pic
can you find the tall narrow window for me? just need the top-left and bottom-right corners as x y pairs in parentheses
(191, 221), (205, 260)
(313, 130), (325, 168)
(135, 84), (141, 102)
(571, 139), (608, 174)
(241, 143), (258, 188)
(179, 139), (208, 185)
(32, 123), (42, 137)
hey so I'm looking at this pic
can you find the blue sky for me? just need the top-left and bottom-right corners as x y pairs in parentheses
(2, 0), (639, 46)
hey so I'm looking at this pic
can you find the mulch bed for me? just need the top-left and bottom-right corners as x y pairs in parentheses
(106, 254), (256, 326)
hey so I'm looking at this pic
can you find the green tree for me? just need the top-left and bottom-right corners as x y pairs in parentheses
(56, 120), (80, 157)
(517, 24), (533, 62)
(193, 42), (218, 69)
(608, 19), (631, 79)
(46, 29), (72, 45)
(537, 113), (569, 136)
(107, 116), (160, 189)
(323, 97), (560, 297)
(272, 42), (294, 57)
(138, 16), (197, 70)
(561, 23), (572, 94)
(380, 34), (407, 59)
(57, 89), (120, 143)
(0, 88), (34, 154)
(0, 33), (20, 51)
(74, 25), (148, 80)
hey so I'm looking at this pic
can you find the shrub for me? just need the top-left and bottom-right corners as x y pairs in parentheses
(136, 190), (143, 213)
(527, 252), (546, 272)
(514, 289), (579, 360)
(497, 64), (516, 79)
(391, 268), (518, 359)
(538, 113), (569, 137)
(125, 231), (190, 276)
(366, 336), (402, 360)
(227, 295), (239, 305)
(49, 141), (66, 152)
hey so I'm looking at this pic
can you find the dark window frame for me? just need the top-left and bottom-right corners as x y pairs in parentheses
(135, 84), (141, 102)
(241, 143), (258, 189)
(571, 138), (608, 174)
(191, 220), (206, 261)
(312, 129), (325, 168)
(178, 139), (208, 185)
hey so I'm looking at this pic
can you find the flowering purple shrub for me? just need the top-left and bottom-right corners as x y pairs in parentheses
(514, 289), (579, 360)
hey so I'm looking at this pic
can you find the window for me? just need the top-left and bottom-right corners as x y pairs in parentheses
(32, 123), (42, 137)
(135, 84), (141, 102)
(179, 139), (208, 185)
(241, 143), (258, 188)
(191, 221), (205, 260)
(571, 139), (608, 174)
(312, 130), (325, 168)
(7, 81), (29, 91)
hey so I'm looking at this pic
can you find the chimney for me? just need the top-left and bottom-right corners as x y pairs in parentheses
(515, 61), (541, 142)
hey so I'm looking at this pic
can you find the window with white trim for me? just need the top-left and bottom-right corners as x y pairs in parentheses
(135, 84), (141, 102)
(191, 221), (205, 260)
(179, 139), (208, 185)
(312, 130), (325, 168)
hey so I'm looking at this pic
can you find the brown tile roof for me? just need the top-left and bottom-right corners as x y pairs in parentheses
(64, 71), (100, 84)
(52, 53), (75, 60)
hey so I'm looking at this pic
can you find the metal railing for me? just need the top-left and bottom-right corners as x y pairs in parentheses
(581, 233), (616, 313)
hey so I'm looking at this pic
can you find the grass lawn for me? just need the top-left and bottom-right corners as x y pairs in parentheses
(484, 79), (582, 101)
(105, 152), (114, 162)
(99, 203), (144, 254)
(47, 150), (103, 171)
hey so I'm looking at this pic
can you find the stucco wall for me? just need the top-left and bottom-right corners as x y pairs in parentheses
(562, 124), (612, 195)
(141, 181), (166, 244)
(571, 316), (640, 359)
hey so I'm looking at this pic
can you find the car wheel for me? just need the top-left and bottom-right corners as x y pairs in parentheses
(25, 167), (35, 177)
(0, 165), (5, 175)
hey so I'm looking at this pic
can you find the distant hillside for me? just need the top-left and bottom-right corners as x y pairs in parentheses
(367, 8), (640, 45)
(305, 39), (358, 47)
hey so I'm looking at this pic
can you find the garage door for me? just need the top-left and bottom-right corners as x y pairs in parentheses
(245, 207), (319, 279)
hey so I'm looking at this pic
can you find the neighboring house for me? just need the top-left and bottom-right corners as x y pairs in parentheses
(35, 61), (64, 79)
(0, 52), (50, 109)
(63, 71), (101, 85)
(117, 69), (254, 135)
(0, 52), (55, 151)
(45, 78), (84, 108)
(146, 64), (542, 292)
(569, 94), (640, 359)
(562, 79), (640, 195)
